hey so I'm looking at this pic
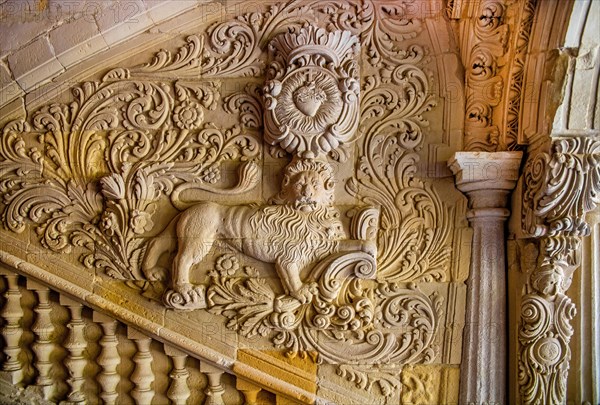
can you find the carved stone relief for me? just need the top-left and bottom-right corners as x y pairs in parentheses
(0, 1), (468, 401)
(264, 26), (360, 159)
(449, 0), (539, 151)
(518, 137), (600, 404)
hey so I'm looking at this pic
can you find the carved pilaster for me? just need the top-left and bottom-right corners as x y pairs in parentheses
(518, 136), (600, 404)
(59, 296), (87, 404)
(27, 280), (55, 399)
(93, 311), (120, 405)
(128, 327), (155, 404)
(164, 344), (191, 405)
(0, 271), (24, 385)
(448, 151), (522, 404)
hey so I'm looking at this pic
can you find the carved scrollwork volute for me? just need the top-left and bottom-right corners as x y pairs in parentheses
(519, 136), (600, 404)
(263, 26), (360, 158)
(522, 137), (600, 295)
(523, 137), (600, 239)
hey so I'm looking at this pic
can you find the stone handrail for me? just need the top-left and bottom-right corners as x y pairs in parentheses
(0, 230), (317, 404)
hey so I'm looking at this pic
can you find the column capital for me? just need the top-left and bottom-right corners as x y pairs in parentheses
(448, 151), (522, 213)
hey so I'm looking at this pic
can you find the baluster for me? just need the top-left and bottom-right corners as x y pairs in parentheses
(164, 344), (191, 405)
(236, 378), (262, 405)
(27, 280), (55, 399)
(59, 295), (87, 404)
(201, 362), (225, 405)
(93, 312), (120, 405)
(128, 327), (155, 404)
(0, 271), (24, 384)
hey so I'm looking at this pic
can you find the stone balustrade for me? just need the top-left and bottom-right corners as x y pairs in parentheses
(0, 267), (277, 404)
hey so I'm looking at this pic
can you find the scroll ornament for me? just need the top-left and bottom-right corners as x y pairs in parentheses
(519, 137), (600, 403)
(0, 3), (450, 397)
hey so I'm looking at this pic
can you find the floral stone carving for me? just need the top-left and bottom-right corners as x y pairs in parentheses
(207, 251), (441, 369)
(264, 26), (361, 158)
(0, 3), (456, 398)
(519, 137), (600, 403)
(0, 68), (260, 280)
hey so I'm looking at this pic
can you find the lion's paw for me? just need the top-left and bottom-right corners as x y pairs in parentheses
(291, 283), (317, 304)
(143, 266), (167, 282)
(164, 284), (207, 310)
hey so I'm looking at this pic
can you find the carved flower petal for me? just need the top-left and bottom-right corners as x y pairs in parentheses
(100, 174), (126, 200)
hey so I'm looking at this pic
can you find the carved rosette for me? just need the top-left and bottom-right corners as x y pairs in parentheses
(519, 136), (600, 404)
(264, 26), (360, 158)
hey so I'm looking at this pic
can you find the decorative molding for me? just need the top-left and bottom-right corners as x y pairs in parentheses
(503, 0), (537, 149)
(462, 0), (510, 151)
(518, 136), (600, 404)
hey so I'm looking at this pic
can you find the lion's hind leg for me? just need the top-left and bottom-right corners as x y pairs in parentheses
(163, 236), (214, 310)
(163, 203), (222, 310)
(171, 237), (213, 291)
(141, 218), (178, 281)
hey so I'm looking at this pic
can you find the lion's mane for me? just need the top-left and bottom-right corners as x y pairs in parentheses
(248, 204), (345, 268)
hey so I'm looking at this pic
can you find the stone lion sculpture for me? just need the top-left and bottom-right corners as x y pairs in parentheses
(142, 159), (375, 310)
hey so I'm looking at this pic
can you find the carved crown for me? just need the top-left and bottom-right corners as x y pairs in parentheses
(268, 26), (360, 66)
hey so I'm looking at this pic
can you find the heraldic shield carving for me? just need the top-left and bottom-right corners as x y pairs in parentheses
(264, 26), (361, 158)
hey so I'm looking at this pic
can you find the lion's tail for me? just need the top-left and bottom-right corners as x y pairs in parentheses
(170, 160), (260, 211)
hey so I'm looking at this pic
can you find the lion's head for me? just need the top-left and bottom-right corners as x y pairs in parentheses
(270, 159), (335, 211)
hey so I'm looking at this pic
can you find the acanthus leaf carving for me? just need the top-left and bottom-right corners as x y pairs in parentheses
(128, 3), (316, 79)
(504, 0), (537, 149)
(0, 65), (261, 279)
(463, 0), (509, 151)
(346, 64), (451, 282)
(110, 0), (428, 82)
(318, 0), (424, 67)
(518, 293), (575, 405)
(523, 137), (600, 239)
(337, 364), (401, 398)
(205, 251), (441, 386)
(223, 84), (264, 130)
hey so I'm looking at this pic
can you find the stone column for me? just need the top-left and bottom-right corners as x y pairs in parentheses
(448, 151), (522, 404)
